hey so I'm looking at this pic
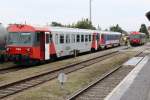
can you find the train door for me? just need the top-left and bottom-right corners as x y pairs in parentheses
(45, 32), (50, 60)
(91, 33), (98, 51)
(38, 32), (45, 60)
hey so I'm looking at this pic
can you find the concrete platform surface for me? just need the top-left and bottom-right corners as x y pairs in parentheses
(123, 57), (143, 66)
(105, 56), (150, 100)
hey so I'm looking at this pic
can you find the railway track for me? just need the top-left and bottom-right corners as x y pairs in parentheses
(0, 65), (27, 74)
(0, 46), (127, 75)
(67, 51), (146, 100)
(0, 63), (35, 74)
(0, 50), (123, 99)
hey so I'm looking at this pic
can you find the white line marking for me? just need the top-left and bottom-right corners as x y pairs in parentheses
(123, 57), (143, 66)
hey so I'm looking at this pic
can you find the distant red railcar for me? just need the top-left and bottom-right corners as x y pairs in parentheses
(129, 31), (146, 46)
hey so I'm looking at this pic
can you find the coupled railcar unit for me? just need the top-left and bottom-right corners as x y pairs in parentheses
(129, 31), (146, 46)
(6, 24), (121, 64)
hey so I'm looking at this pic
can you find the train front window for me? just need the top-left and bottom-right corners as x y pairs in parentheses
(130, 35), (140, 39)
(8, 32), (33, 45)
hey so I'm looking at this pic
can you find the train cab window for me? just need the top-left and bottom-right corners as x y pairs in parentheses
(85, 35), (88, 42)
(89, 35), (91, 41)
(60, 34), (64, 44)
(66, 34), (70, 43)
(81, 35), (84, 42)
(77, 35), (80, 42)
(46, 34), (49, 43)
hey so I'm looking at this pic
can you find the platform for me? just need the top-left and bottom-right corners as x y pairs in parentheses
(105, 55), (150, 100)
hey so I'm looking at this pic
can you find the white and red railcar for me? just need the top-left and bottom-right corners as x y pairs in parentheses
(6, 24), (121, 63)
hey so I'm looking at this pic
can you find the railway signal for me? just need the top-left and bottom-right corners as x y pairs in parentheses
(58, 72), (67, 89)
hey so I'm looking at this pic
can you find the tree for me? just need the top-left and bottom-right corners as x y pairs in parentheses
(139, 24), (149, 38)
(73, 18), (96, 30)
(109, 24), (124, 33)
(51, 22), (63, 27)
(50, 18), (96, 30)
(104, 29), (109, 31)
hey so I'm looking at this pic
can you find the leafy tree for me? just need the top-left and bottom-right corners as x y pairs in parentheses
(110, 24), (124, 33)
(73, 18), (96, 30)
(104, 29), (109, 31)
(139, 24), (149, 38)
(51, 22), (63, 27)
(50, 18), (96, 30)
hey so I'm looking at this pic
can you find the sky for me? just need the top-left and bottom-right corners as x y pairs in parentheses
(0, 0), (150, 31)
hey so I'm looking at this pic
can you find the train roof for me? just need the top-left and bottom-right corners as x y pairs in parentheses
(130, 31), (145, 35)
(7, 24), (121, 35)
(49, 27), (121, 35)
(49, 26), (95, 33)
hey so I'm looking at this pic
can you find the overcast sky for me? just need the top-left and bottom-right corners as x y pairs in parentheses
(0, 0), (150, 31)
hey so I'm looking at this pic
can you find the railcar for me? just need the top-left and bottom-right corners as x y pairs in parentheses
(99, 32), (121, 49)
(6, 24), (121, 64)
(0, 24), (8, 62)
(129, 31), (146, 46)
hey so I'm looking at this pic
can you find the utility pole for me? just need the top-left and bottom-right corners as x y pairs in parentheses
(89, 0), (92, 23)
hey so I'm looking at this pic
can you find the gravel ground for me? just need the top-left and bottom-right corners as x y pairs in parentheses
(0, 63), (15, 70)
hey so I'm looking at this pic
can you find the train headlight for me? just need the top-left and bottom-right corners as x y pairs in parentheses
(26, 48), (31, 52)
(6, 48), (9, 51)
(16, 48), (21, 51)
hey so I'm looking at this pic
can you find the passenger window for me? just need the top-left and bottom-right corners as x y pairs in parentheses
(81, 35), (84, 42)
(46, 34), (49, 43)
(71, 34), (75, 43)
(66, 34), (70, 43)
(97, 34), (100, 40)
(89, 35), (91, 41)
(92, 35), (95, 40)
(60, 34), (64, 44)
(55, 34), (58, 44)
(77, 35), (80, 42)
(49, 34), (52, 43)
(85, 35), (88, 42)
